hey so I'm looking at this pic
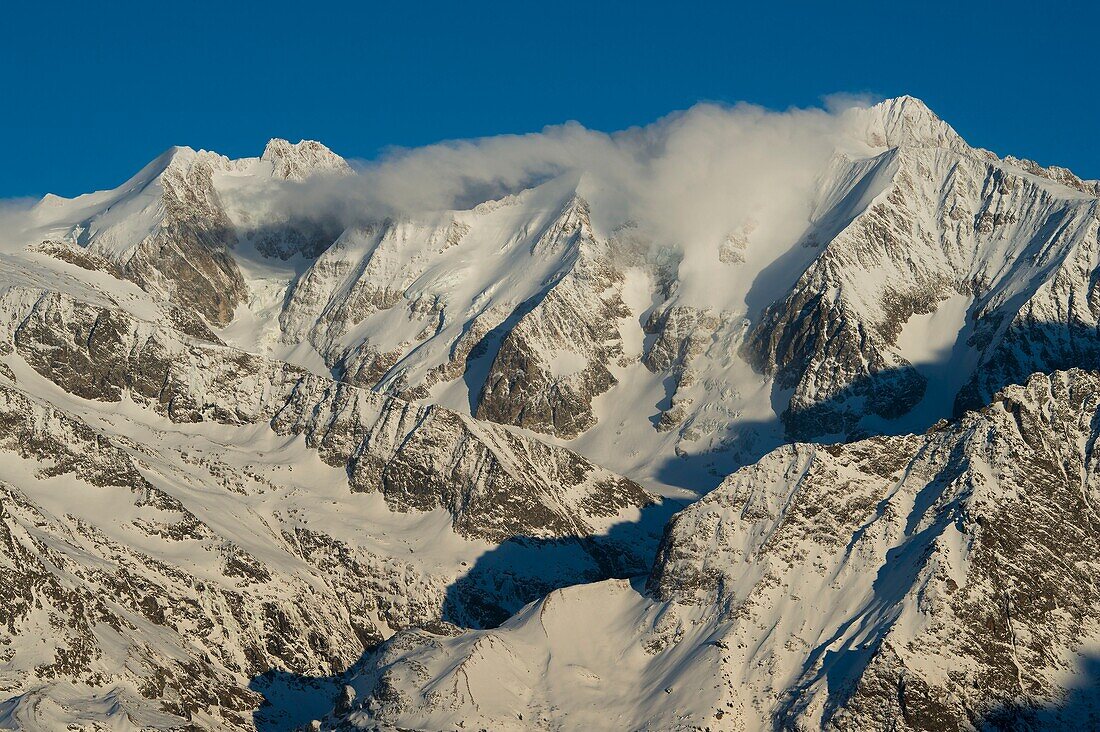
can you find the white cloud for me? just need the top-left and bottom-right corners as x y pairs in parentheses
(224, 95), (882, 256)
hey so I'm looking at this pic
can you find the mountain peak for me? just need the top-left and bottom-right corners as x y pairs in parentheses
(113, 145), (199, 192)
(260, 138), (352, 181)
(851, 95), (967, 151)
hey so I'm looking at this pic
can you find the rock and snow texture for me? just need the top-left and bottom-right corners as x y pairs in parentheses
(340, 370), (1100, 731)
(0, 239), (655, 729)
(1, 96), (1100, 729)
(231, 96), (1100, 494)
(743, 125), (1100, 443)
(13, 102), (1100, 496)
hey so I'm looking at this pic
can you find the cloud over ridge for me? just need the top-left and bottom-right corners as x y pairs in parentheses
(226, 96), (884, 251)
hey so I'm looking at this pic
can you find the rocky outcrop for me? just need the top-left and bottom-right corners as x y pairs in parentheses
(271, 377), (652, 541)
(276, 187), (633, 440)
(642, 303), (721, 430)
(260, 138), (353, 181)
(13, 290), (288, 420)
(37, 140), (351, 327)
(122, 151), (247, 325)
(0, 383), (158, 498)
(476, 196), (628, 437)
(0, 385), (360, 730)
(654, 368), (1100, 728)
(9, 290), (652, 542)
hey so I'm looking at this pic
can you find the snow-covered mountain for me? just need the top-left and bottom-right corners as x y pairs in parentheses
(343, 369), (1100, 730)
(1, 98), (1099, 729)
(0, 147), (660, 729)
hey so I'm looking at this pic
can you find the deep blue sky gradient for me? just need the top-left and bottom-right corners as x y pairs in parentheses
(2, 1), (1097, 198)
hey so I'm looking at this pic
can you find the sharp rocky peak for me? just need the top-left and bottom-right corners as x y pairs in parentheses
(261, 138), (352, 180)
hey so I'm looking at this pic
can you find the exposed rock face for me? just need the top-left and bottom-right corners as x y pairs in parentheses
(28, 239), (124, 277)
(0, 383), (354, 729)
(59, 147), (252, 326)
(274, 185), (634, 440)
(642, 303), (722, 430)
(652, 368), (1100, 729)
(245, 139), (354, 259)
(743, 138), (1100, 441)
(853, 94), (970, 152)
(271, 378), (652, 541)
(34, 140), (351, 327)
(0, 384), (157, 495)
(260, 138), (353, 181)
(718, 226), (750, 263)
(8, 290), (652, 541)
(0, 385), (429, 730)
(12, 289), (291, 421)
(123, 151), (248, 325)
(340, 369), (1100, 730)
(277, 219), (433, 373)
(476, 196), (628, 437)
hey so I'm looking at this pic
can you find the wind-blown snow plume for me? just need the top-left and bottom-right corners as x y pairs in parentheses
(224, 98), (880, 251)
(0, 197), (35, 248)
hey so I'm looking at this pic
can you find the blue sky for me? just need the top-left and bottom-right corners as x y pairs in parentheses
(2, 1), (1097, 198)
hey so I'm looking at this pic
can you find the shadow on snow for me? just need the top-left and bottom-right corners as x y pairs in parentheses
(249, 500), (682, 730)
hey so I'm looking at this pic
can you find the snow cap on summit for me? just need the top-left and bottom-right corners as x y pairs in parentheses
(850, 95), (967, 151)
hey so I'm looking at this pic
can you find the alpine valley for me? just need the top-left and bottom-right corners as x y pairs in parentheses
(1, 97), (1099, 731)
